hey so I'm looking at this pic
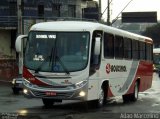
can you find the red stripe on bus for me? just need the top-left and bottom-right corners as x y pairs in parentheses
(23, 66), (50, 86)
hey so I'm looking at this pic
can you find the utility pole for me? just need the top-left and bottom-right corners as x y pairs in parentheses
(17, 0), (23, 75)
(17, 0), (22, 35)
(99, 0), (102, 21)
(107, 0), (110, 25)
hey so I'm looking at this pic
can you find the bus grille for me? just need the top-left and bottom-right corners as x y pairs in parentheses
(38, 85), (68, 89)
(31, 90), (74, 98)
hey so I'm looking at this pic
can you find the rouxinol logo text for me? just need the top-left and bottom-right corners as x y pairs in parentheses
(106, 63), (127, 74)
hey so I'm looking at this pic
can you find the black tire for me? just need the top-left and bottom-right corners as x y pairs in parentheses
(122, 94), (130, 103)
(123, 82), (139, 103)
(130, 82), (139, 102)
(42, 98), (55, 108)
(96, 88), (107, 108)
(12, 87), (20, 94)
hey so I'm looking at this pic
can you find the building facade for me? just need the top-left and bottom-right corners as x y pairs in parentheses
(0, 0), (89, 80)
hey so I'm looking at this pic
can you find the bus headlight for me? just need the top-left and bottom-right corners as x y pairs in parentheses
(79, 91), (86, 97)
(23, 89), (28, 94)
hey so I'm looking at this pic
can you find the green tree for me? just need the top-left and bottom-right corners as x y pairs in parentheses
(142, 23), (160, 47)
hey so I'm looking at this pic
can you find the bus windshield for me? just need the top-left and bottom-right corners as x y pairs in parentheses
(24, 31), (90, 73)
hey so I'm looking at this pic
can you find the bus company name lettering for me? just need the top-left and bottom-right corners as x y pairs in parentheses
(106, 63), (127, 74)
(36, 35), (56, 39)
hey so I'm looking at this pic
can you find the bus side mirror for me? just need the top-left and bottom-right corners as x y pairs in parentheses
(94, 37), (101, 56)
(15, 35), (27, 53)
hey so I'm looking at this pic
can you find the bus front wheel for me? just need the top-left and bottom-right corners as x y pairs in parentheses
(95, 88), (107, 107)
(42, 98), (55, 108)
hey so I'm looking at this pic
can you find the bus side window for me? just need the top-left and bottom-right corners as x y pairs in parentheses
(104, 33), (114, 58)
(139, 41), (146, 60)
(124, 37), (132, 59)
(115, 35), (124, 59)
(132, 40), (139, 60)
(146, 43), (153, 61)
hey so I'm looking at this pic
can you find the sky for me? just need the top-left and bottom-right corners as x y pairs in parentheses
(94, 0), (160, 21)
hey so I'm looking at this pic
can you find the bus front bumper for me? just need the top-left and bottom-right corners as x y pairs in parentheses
(22, 79), (88, 100)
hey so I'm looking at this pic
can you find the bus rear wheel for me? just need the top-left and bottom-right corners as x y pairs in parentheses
(130, 82), (139, 101)
(122, 94), (130, 103)
(122, 82), (139, 103)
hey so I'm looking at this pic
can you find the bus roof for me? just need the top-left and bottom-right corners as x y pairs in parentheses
(30, 21), (152, 43)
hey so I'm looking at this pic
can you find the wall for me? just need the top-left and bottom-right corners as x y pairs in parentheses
(0, 30), (18, 81)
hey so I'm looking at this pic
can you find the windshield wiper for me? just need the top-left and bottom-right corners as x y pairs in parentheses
(55, 55), (70, 75)
(49, 37), (70, 75)
(49, 47), (54, 66)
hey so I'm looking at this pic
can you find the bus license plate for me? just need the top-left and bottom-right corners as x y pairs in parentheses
(45, 91), (56, 96)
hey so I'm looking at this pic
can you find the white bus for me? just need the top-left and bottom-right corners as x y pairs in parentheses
(153, 48), (160, 72)
(16, 21), (153, 107)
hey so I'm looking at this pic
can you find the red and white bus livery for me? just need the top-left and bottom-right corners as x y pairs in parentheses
(16, 21), (153, 107)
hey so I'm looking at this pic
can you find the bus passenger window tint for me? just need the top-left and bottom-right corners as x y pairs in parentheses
(139, 42), (146, 60)
(115, 36), (124, 59)
(146, 43), (152, 61)
(132, 40), (139, 60)
(104, 33), (114, 58)
(124, 38), (132, 59)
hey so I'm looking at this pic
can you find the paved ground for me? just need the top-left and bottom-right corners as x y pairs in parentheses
(0, 73), (160, 119)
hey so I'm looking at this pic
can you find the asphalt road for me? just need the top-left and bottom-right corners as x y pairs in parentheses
(0, 73), (160, 119)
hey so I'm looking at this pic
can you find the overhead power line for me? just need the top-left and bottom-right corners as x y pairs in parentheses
(111, 0), (133, 25)
(101, 0), (113, 18)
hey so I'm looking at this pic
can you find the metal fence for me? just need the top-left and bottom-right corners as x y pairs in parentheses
(0, 16), (17, 29)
